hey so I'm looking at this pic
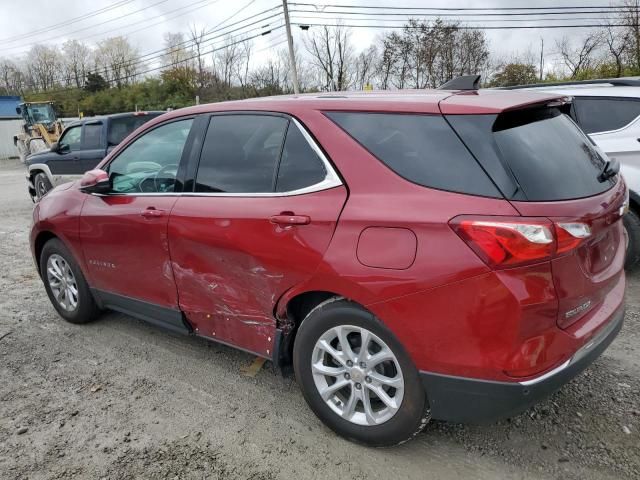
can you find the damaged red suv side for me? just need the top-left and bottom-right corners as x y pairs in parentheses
(31, 84), (627, 446)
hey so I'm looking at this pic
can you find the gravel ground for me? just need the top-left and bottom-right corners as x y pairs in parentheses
(0, 159), (638, 480)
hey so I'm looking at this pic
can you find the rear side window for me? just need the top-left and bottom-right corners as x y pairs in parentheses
(276, 123), (327, 192)
(82, 123), (102, 149)
(574, 97), (640, 134)
(196, 115), (288, 193)
(326, 112), (500, 197)
(449, 108), (615, 201)
(107, 114), (161, 146)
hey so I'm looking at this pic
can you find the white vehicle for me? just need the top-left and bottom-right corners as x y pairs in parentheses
(506, 78), (640, 270)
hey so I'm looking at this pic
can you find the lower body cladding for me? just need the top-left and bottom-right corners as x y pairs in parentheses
(420, 306), (624, 423)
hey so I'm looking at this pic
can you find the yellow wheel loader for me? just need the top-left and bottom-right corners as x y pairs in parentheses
(13, 101), (64, 162)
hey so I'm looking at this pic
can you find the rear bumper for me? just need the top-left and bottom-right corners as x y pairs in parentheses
(420, 305), (624, 423)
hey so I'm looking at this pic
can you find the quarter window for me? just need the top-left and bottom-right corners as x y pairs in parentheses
(195, 115), (288, 193)
(573, 97), (640, 134)
(327, 112), (500, 197)
(59, 125), (82, 152)
(106, 118), (193, 194)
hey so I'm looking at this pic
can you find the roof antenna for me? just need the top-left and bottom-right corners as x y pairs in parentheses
(438, 75), (481, 91)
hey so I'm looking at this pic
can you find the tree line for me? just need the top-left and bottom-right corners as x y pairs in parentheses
(1, 1), (640, 116)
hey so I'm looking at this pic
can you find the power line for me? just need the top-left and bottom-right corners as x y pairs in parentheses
(290, 15), (619, 24)
(290, 8), (624, 17)
(292, 22), (635, 30)
(0, 0), (172, 54)
(289, 3), (632, 12)
(0, 0), (135, 44)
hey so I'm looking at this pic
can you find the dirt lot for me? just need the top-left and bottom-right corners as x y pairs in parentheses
(0, 159), (638, 480)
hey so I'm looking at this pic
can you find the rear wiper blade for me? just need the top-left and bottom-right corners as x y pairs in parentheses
(598, 158), (620, 182)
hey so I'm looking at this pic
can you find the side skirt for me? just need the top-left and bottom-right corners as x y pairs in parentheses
(91, 289), (192, 335)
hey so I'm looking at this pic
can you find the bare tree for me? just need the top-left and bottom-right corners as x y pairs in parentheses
(26, 44), (61, 91)
(556, 33), (602, 78)
(95, 36), (140, 87)
(234, 38), (252, 93)
(604, 23), (629, 77)
(621, 0), (640, 71)
(304, 24), (353, 91)
(62, 40), (92, 88)
(0, 59), (25, 94)
(213, 37), (242, 89)
(354, 45), (379, 90)
(189, 24), (208, 88)
(163, 32), (192, 69)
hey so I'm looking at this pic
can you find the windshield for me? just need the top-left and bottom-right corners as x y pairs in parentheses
(25, 104), (56, 124)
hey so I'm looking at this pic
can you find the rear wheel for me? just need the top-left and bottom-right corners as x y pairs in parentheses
(293, 298), (429, 446)
(40, 239), (100, 324)
(624, 209), (640, 271)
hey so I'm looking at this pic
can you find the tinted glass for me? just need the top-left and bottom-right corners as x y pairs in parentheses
(276, 123), (327, 192)
(59, 126), (81, 151)
(106, 119), (193, 194)
(196, 115), (288, 193)
(83, 123), (102, 149)
(491, 109), (614, 201)
(326, 112), (500, 197)
(107, 114), (162, 146)
(574, 97), (640, 134)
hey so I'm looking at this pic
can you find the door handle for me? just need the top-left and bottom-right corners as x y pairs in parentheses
(269, 214), (311, 226)
(141, 207), (165, 218)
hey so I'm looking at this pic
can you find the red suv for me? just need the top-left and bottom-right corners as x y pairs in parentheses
(31, 86), (627, 446)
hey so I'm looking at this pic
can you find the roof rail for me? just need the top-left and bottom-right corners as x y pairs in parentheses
(498, 77), (640, 90)
(438, 75), (481, 91)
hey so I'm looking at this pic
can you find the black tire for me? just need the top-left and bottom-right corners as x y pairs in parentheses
(293, 298), (429, 447)
(33, 172), (53, 201)
(40, 238), (101, 324)
(624, 209), (640, 271)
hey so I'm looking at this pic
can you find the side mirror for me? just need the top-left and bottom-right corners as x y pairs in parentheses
(80, 169), (110, 194)
(15, 106), (21, 115)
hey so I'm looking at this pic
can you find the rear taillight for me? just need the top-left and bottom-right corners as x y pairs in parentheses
(450, 216), (591, 269)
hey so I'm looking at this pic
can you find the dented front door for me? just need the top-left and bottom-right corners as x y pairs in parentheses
(167, 187), (347, 357)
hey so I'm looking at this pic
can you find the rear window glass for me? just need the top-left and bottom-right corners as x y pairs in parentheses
(574, 97), (640, 134)
(325, 112), (501, 198)
(451, 108), (614, 201)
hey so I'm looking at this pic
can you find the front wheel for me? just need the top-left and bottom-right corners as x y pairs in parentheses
(40, 238), (101, 324)
(624, 209), (640, 271)
(293, 299), (429, 446)
(33, 172), (53, 201)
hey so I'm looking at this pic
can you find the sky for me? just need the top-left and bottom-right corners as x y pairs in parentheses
(0, 0), (623, 75)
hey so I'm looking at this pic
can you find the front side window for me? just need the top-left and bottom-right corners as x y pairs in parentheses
(59, 126), (82, 152)
(106, 118), (193, 194)
(574, 97), (640, 134)
(82, 123), (103, 150)
(195, 115), (288, 193)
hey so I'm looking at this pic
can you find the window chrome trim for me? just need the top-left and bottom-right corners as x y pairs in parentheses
(99, 116), (343, 198)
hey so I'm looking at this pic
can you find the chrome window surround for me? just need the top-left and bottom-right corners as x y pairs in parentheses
(96, 116), (343, 197)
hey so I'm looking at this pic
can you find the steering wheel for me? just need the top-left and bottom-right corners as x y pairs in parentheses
(154, 163), (179, 192)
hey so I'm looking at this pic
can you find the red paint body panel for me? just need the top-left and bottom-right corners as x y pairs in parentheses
(32, 88), (625, 391)
(167, 187), (347, 356)
(79, 194), (179, 308)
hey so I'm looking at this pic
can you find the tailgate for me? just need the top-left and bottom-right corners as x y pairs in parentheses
(512, 178), (626, 329)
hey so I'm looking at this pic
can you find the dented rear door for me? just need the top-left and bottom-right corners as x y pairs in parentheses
(167, 113), (346, 357)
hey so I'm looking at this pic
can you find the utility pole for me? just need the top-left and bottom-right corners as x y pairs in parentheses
(539, 38), (544, 81)
(282, 0), (300, 94)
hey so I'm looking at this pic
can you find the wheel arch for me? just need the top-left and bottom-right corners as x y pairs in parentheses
(33, 231), (59, 276)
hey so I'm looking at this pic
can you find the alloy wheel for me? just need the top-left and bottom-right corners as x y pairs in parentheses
(46, 254), (79, 312)
(311, 324), (405, 426)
